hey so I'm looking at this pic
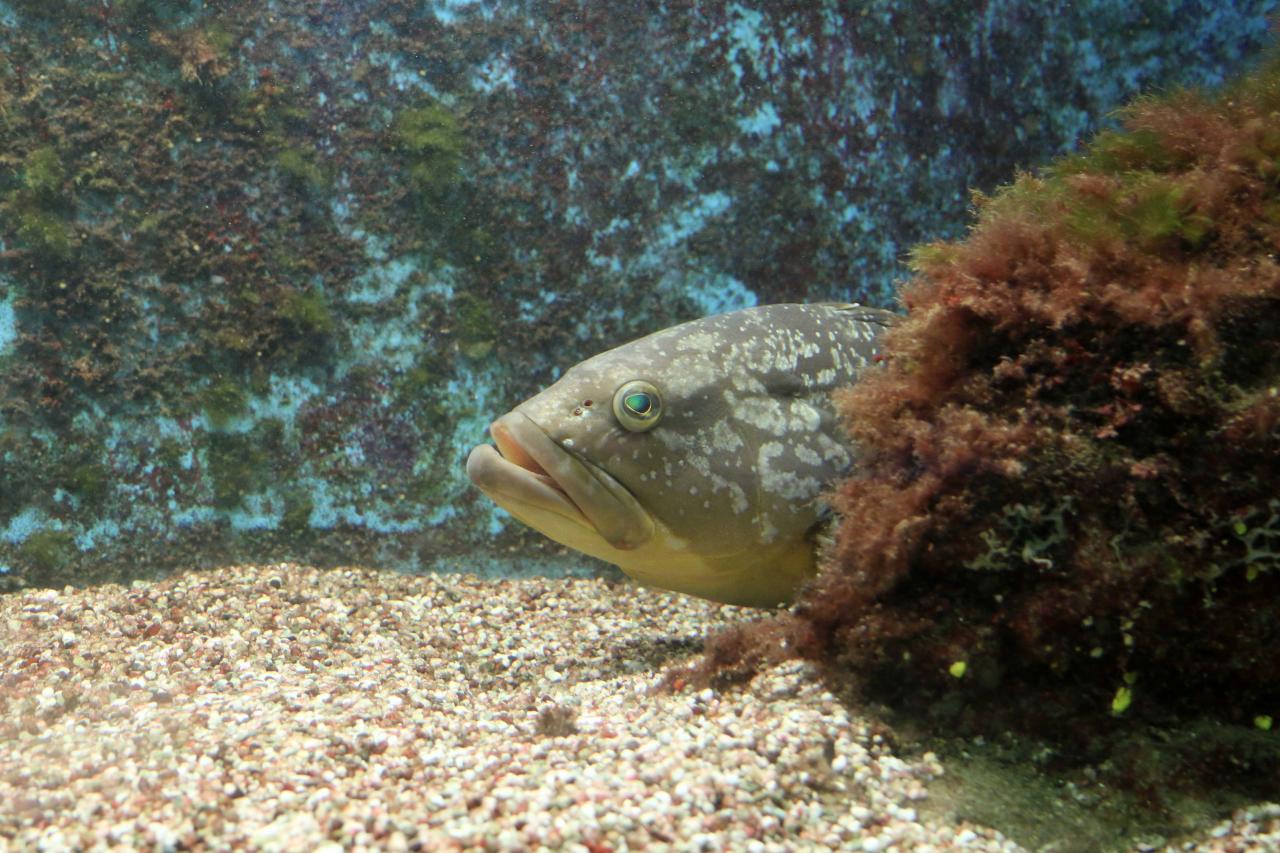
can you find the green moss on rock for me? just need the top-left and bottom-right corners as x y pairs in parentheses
(66, 461), (112, 507)
(206, 431), (270, 509)
(201, 379), (249, 429)
(274, 146), (327, 193)
(22, 146), (67, 201)
(390, 100), (466, 198)
(279, 288), (334, 339)
(20, 528), (76, 575)
(11, 205), (73, 262)
(281, 490), (314, 534)
(452, 291), (495, 357)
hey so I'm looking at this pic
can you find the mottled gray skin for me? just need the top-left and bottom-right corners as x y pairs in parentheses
(467, 303), (893, 607)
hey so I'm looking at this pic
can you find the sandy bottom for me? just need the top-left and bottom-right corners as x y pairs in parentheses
(0, 564), (1275, 852)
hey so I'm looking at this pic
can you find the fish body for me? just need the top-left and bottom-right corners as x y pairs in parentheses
(465, 303), (893, 608)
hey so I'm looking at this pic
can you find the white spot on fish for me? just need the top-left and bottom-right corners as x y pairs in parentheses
(759, 440), (822, 501)
(792, 403), (820, 431)
(735, 396), (789, 435)
(796, 445), (822, 466)
(709, 419), (743, 452)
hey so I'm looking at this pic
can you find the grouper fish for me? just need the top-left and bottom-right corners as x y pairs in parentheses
(465, 303), (894, 608)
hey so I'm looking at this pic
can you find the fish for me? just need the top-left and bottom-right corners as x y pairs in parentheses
(465, 303), (894, 608)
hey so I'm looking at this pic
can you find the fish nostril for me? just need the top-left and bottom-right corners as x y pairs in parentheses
(573, 407), (583, 416)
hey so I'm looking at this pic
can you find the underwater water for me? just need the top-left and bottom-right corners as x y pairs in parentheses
(0, 0), (1274, 589)
(2, 2), (1280, 851)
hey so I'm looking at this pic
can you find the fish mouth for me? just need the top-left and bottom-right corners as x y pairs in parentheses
(465, 411), (654, 551)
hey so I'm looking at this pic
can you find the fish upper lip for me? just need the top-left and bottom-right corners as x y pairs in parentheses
(466, 411), (654, 550)
(489, 421), (577, 506)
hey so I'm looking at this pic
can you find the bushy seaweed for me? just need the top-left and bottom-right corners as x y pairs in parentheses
(687, 54), (1280, 762)
(793, 55), (1280, 741)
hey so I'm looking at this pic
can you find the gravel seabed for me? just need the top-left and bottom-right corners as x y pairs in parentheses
(0, 563), (1274, 852)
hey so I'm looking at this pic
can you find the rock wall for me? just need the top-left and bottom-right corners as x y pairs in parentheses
(0, 0), (1272, 587)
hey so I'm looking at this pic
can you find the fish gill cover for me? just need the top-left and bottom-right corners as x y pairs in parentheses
(0, 0), (1273, 587)
(688, 48), (1280, 771)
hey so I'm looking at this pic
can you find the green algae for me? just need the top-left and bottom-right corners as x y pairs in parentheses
(452, 291), (495, 357)
(211, 326), (256, 356)
(391, 101), (466, 199)
(154, 439), (187, 473)
(279, 288), (334, 340)
(66, 460), (112, 507)
(12, 207), (72, 262)
(2, 146), (76, 262)
(1230, 499), (1280, 575)
(201, 379), (249, 429)
(201, 22), (236, 58)
(22, 146), (66, 201)
(393, 350), (453, 420)
(281, 490), (314, 534)
(5, 0), (91, 24)
(665, 82), (735, 147)
(1123, 177), (1207, 245)
(906, 241), (964, 275)
(1054, 126), (1190, 177)
(965, 500), (1073, 573)
(1063, 172), (1213, 250)
(206, 430), (271, 509)
(20, 528), (76, 574)
(274, 146), (328, 193)
(395, 360), (439, 402)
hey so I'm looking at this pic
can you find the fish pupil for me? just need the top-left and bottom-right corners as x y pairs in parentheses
(624, 393), (652, 415)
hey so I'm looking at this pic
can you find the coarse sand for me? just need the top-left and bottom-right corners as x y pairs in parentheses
(0, 564), (1276, 851)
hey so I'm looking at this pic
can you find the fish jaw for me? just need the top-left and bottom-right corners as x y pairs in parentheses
(466, 411), (655, 555)
(467, 411), (814, 608)
(618, 538), (817, 609)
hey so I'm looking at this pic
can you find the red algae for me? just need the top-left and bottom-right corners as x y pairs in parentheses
(799, 52), (1280, 742)
(688, 53), (1280, 772)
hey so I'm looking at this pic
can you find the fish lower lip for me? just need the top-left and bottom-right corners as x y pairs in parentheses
(465, 443), (584, 524)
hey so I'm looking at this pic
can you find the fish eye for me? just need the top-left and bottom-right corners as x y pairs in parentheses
(612, 380), (662, 432)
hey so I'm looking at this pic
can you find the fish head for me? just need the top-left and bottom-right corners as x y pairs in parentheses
(466, 304), (887, 607)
